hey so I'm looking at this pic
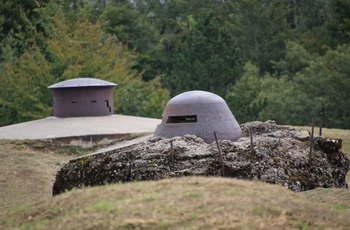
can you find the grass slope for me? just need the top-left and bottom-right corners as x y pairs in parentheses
(1, 177), (350, 230)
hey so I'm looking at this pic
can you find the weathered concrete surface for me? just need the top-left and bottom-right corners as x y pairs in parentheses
(0, 115), (161, 140)
(53, 121), (349, 195)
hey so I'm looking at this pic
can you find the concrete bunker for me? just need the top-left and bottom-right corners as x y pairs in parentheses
(48, 78), (117, 118)
(154, 90), (242, 143)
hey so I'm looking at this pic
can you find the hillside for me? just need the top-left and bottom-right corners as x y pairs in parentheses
(0, 126), (349, 229)
(1, 177), (350, 229)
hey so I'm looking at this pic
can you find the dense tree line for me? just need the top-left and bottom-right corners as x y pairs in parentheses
(0, 0), (349, 128)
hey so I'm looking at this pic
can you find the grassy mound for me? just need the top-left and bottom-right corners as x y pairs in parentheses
(1, 177), (350, 230)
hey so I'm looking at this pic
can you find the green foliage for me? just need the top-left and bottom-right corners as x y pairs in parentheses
(1, 0), (350, 128)
(292, 44), (350, 128)
(234, 0), (293, 74)
(227, 62), (306, 125)
(0, 0), (49, 59)
(99, 2), (159, 81)
(272, 42), (315, 78)
(326, 0), (350, 45)
(0, 44), (53, 125)
(100, 3), (155, 51)
(256, 76), (312, 126)
(226, 62), (262, 123)
(158, 3), (244, 96)
(230, 43), (350, 128)
(117, 77), (170, 118)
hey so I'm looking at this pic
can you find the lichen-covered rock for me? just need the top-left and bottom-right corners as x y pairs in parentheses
(53, 121), (349, 195)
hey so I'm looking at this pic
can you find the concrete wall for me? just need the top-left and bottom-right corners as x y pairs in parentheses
(51, 86), (114, 117)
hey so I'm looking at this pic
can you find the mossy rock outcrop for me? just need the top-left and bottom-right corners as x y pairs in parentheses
(53, 121), (349, 195)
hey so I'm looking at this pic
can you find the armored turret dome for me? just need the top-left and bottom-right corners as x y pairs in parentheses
(154, 90), (242, 143)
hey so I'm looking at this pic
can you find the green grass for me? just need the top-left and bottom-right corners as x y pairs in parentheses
(253, 207), (263, 216)
(294, 220), (309, 230)
(18, 152), (35, 157)
(88, 201), (121, 213)
(183, 192), (201, 198)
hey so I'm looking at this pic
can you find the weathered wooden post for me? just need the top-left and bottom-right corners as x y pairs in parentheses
(309, 116), (315, 162)
(170, 140), (174, 164)
(319, 112), (323, 136)
(250, 127), (254, 154)
(214, 131), (225, 177)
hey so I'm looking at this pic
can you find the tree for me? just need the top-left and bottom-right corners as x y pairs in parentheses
(272, 41), (315, 78)
(326, 0), (350, 46)
(225, 62), (263, 123)
(155, 1), (244, 97)
(229, 42), (350, 128)
(227, 61), (314, 126)
(255, 75), (312, 126)
(269, 42), (350, 128)
(0, 0), (50, 60)
(291, 44), (350, 128)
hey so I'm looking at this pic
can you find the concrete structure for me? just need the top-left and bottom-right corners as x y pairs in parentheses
(0, 115), (160, 140)
(48, 78), (117, 117)
(154, 90), (242, 143)
(0, 78), (161, 148)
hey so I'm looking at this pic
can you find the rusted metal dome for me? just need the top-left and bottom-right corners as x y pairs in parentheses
(154, 90), (242, 143)
(48, 78), (117, 118)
